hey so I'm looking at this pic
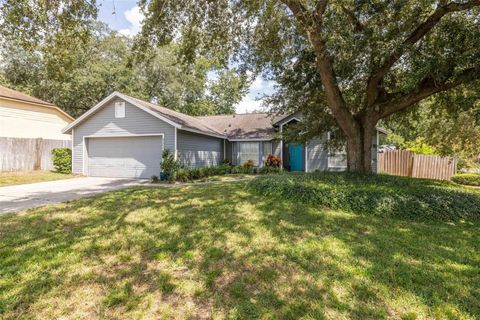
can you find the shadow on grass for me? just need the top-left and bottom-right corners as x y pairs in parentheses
(0, 182), (479, 319)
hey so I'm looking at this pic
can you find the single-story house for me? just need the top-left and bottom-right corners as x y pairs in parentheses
(0, 85), (73, 140)
(63, 91), (385, 178)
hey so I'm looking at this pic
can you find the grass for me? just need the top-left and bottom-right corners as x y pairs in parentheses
(194, 174), (255, 183)
(0, 181), (479, 319)
(0, 171), (74, 187)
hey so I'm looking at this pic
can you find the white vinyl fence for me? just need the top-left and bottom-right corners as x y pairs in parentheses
(0, 137), (71, 172)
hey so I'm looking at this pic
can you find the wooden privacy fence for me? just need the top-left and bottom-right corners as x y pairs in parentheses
(378, 150), (457, 181)
(0, 137), (71, 172)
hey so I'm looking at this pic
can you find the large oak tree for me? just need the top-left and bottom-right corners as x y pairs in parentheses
(137, 0), (480, 172)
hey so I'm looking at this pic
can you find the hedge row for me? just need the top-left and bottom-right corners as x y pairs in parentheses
(162, 164), (281, 182)
(451, 173), (480, 187)
(247, 172), (480, 221)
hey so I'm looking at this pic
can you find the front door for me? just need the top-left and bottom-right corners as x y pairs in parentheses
(289, 143), (303, 171)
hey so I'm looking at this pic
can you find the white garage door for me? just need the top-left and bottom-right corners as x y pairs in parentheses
(87, 136), (163, 178)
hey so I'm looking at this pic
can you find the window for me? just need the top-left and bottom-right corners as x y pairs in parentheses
(262, 142), (273, 162)
(327, 132), (347, 168)
(115, 102), (125, 118)
(239, 142), (260, 166)
(328, 152), (347, 168)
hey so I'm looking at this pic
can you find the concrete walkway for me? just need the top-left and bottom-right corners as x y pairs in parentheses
(0, 177), (148, 214)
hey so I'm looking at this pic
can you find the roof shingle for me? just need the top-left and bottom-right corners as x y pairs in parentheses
(197, 113), (279, 140)
(126, 95), (225, 137)
(0, 85), (53, 106)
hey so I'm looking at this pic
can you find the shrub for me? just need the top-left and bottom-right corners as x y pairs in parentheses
(243, 160), (254, 169)
(452, 173), (480, 186)
(176, 169), (190, 182)
(265, 154), (281, 168)
(151, 175), (159, 183)
(160, 149), (181, 181)
(259, 166), (281, 174)
(51, 148), (72, 174)
(247, 172), (480, 221)
(231, 166), (242, 174)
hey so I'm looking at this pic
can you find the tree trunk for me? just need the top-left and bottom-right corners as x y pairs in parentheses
(345, 119), (376, 173)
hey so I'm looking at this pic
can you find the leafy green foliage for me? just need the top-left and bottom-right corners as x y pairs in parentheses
(404, 138), (437, 156)
(384, 96), (480, 168)
(248, 172), (480, 221)
(166, 164), (281, 182)
(138, 0), (480, 172)
(452, 173), (480, 187)
(51, 148), (72, 174)
(0, 20), (247, 117)
(160, 149), (181, 181)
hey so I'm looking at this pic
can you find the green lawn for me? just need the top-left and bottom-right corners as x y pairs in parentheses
(0, 171), (74, 187)
(0, 182), (479, 319)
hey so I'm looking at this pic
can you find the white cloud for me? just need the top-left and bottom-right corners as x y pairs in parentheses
(250, 76), (264, 91)
(235, 94), (264, 113)
(119, 6), (144, 37)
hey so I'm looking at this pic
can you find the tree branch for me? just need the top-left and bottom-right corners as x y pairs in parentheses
(379, 67), (480, 118)
(281, 0), (360, 137)
(340, 5), (364, 32)
(366, 0), (480, 108)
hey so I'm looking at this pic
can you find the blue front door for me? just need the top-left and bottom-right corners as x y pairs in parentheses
(289, 143), (303, 171)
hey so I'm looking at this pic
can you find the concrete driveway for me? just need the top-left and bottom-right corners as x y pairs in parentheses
(0, 177), (147, 214)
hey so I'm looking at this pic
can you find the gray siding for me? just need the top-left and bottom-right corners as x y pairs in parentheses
(177, 130), (224, 168)
(306, 134), (329, 172)
(305, 132), (379, 172)
(72, 97), (175, 174)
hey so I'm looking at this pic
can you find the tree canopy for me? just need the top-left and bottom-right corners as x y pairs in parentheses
(383, 87), (480, 168)
(137, 0), (480, 172)
(0, 1), (248, 117)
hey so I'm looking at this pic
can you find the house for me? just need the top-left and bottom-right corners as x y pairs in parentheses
(0, 85), (73, 140)
(63, 91), (384, 178)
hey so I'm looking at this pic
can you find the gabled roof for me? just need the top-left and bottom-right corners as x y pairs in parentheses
(62, 92), (225, 138)
(0, 84), (53, 106)
(127, 96), (224, 137)
(0, 84), (74, 121)
(197, 113), (279, 140)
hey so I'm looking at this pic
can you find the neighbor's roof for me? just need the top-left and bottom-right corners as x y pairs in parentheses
(0, 84), (74, 121)
(197, 113), (280, 140)
(0, 84), (54, 106)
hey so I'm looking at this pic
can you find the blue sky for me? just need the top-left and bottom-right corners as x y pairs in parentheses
(97, 0), (275, 113)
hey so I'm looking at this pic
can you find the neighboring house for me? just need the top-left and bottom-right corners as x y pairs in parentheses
(63, 91), (385, 178)
(0, 85), (73, 139)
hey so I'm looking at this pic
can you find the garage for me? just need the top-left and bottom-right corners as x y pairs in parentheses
(86, 135), (163, 178)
